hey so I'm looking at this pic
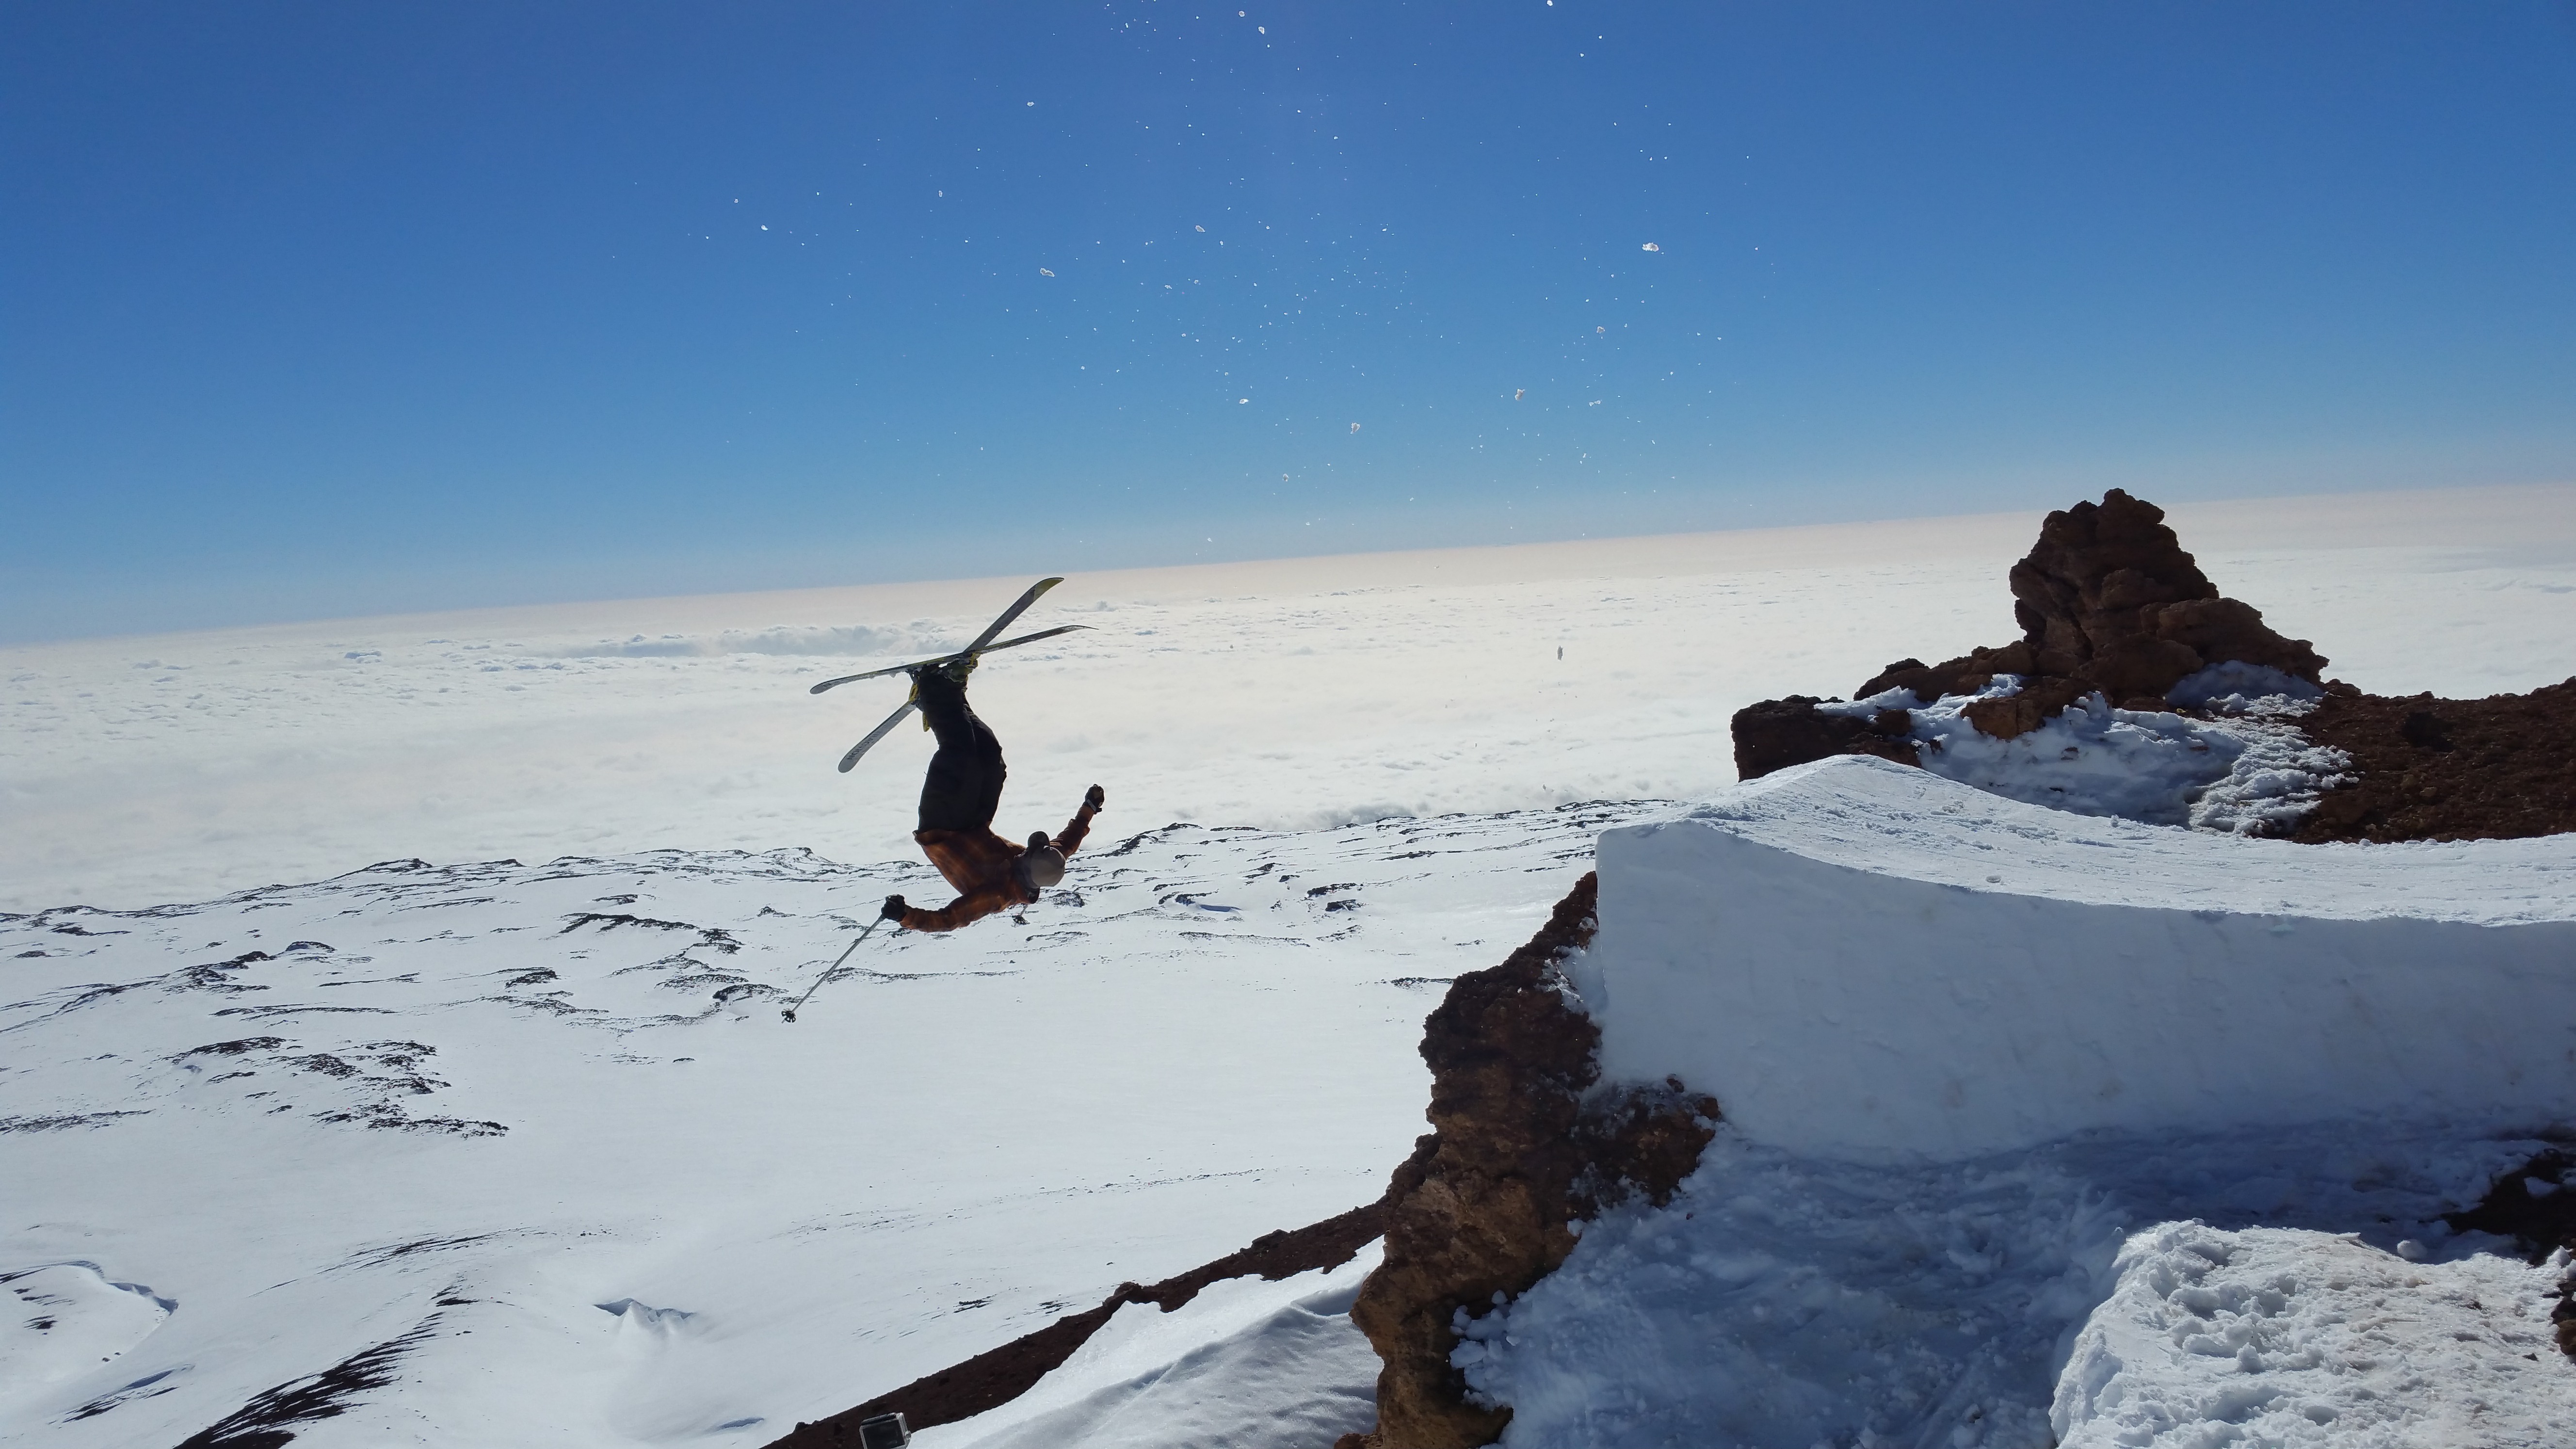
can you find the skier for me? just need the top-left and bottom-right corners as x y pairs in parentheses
(878, 659), (1104, 933)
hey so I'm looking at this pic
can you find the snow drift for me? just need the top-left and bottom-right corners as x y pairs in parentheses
(1571, 754), (2576, 1162)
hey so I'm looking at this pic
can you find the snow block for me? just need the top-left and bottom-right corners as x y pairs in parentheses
(1577, 755), (2576, 1162)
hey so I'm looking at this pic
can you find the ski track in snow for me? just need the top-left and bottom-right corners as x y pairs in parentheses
(0, 804), (1649, 1448)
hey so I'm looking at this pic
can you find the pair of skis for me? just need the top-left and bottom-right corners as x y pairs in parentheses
(810, 576), (1090, 773)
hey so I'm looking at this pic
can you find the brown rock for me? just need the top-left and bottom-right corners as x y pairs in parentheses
(1960, 677), (2097, 741)
(1337, 874), (1719, 1449)
(1736, 490), (2336, 780)
(2007, 489), (2325, 699)
(1855, 642), (2031, 704)
(1731, 697), (1918, 782)
(2290, 678), (2576, 843)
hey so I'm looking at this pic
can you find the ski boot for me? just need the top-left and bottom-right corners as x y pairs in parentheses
(903, 653), (978, 713)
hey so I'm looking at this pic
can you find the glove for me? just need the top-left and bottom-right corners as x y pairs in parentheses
(1084, 784), (1106, 811)
(880, 895), (909, 923)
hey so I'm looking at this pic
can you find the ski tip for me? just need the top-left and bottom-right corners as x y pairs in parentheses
(808, 681), (834, 696)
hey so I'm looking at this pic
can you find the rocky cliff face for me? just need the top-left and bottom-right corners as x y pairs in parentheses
(1333, 874), (1719, 1449)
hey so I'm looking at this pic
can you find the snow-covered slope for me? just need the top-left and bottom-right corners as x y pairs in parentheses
(1444, 754), (2576, 1448)
(917, 1247), (1382, 1449)
(0, 804), (1643, 1447)
(1577, 755), (2576, 1161)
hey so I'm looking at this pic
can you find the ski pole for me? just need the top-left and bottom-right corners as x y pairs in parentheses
(780, 918), (886, 1022)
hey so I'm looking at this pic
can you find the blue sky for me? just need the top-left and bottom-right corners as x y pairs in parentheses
(5, 2), (2572, 641)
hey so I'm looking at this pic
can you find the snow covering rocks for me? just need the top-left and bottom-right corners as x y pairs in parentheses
(2162, 660), (2323, 712)
(1818, 670), (2352, 834)
(1576, 754), (2576, 1161)
(2055, 1222), (2572, 1448)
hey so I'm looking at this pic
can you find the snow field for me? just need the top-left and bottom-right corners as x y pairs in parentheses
(8, 483), (2575, 916)
(0, 805), (1639, 1447)
(1577, 755), (2576, 1161)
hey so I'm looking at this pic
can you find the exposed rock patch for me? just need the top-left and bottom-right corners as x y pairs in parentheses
(2293, 680), (2576, 841)
(1731, 697), (1918, 780)
(2444, 1148), (2576, 1358)
(1335, 874), (1719, 1449)
(1837, 489), (2326, 717)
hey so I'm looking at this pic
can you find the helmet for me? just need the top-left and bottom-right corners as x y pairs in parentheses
(1020, 833), (1067, 889)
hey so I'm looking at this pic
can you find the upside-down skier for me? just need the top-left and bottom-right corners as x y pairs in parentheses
(878, 659), (1104, 933)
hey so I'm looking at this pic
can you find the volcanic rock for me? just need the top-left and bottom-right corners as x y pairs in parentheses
(1731, 696), (1919, 780)
(1734, 490), (2576, 846)
(1334, 873), (1719, 1449)
(1738, 489), (2326, 777)
(2008, 489), (2325, 698)
(2292, 679), (2576, 842)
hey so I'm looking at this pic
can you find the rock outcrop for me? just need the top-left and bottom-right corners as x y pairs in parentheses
(1730, 696), (1918, 780)
(1334, 873), (1719, 1449)
(1738, 489), (2329, 777)
(1729, 488), (2576, 844)
(1851, 488), (2325, 712)
(1999, 488), (2326, 701)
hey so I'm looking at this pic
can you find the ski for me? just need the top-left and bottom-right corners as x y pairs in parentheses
(806, 622), (1092, 696)
(838, 699), (919, 773)
(816, 576), (1068, 700)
